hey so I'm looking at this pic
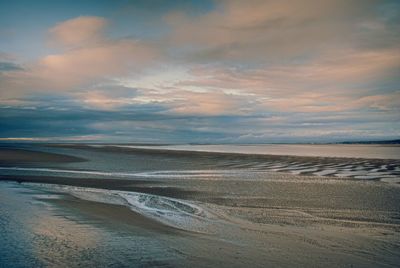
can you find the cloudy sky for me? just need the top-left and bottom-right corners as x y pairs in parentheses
(0, 0), (399, 143)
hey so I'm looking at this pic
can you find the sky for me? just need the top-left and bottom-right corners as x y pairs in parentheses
(0, 0), (399, 143)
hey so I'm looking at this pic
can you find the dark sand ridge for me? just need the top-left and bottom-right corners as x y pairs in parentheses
(49, 143), (400, 162)
(0, 148), (84, 164)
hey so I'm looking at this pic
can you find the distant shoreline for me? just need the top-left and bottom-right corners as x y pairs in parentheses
(0, 138), (399, 145)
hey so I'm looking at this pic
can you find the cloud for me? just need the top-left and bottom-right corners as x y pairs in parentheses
(0, 61), (23, 71)
(168, 90), (245, 115)
(0, 16), (159, 99)
(1, 103), (398, 143)
(49, 16), (108, 48)
(164, 0), (396, 63)
(35, 38), (156, 89)
(76, 86), (139, 110)
(170, 46), (400, 114)
(0, 2), (399, 142)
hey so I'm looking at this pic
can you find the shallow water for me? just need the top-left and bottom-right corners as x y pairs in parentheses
(0, 182), (186, 268)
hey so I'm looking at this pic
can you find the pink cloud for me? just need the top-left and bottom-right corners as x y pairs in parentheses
(0, 16), (159, 98)
(49, 16), (108, 48)
(35, 39), (157, 89)
(170, 90), (243, 115)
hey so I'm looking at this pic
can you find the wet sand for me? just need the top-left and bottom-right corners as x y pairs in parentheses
(52, 193), (400, 268)
(2, 181), (399, 268)
(1, 144), (400, 267)
(48, 144), (400, 181)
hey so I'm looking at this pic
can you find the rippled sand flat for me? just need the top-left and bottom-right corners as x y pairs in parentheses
(1, 144), (399, 267)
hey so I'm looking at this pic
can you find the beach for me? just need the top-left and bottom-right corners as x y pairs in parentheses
(1, 143), (400, 267)
(2, 1), (399, 267)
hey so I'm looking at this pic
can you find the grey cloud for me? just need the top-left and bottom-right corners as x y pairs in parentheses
(0, 61), (23, 71)
(1, 100), (398, 143)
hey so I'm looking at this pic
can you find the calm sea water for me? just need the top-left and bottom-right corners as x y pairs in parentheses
(115, 144), (400, 159)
